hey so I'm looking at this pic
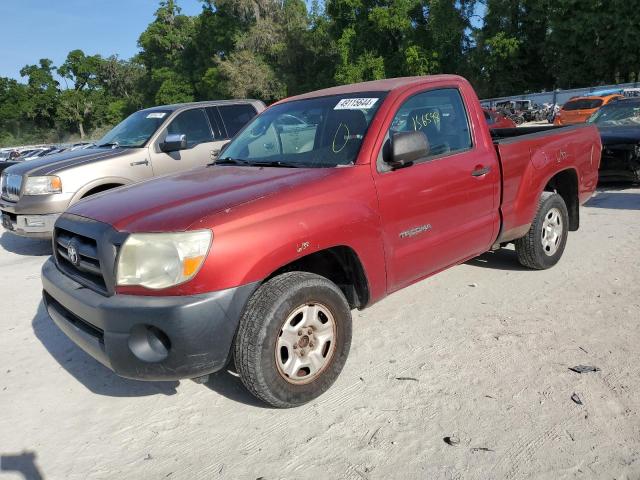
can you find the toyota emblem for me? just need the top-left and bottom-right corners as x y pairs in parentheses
(67, 242), (80, 266)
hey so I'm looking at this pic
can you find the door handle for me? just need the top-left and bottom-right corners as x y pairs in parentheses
(471, 166), (491, 177)
(130, 160), (149, 166)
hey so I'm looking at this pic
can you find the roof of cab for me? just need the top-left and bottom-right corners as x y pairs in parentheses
(273, 75), (466, 105)
(140, 99), (263, 113)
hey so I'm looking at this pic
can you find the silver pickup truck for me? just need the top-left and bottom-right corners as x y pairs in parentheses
(0, 99), (264, 238)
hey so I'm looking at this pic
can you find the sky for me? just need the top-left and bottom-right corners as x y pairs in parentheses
(0, 0), (204, 81)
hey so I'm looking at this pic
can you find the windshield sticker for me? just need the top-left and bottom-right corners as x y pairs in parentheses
(146, 112), (166, 119)
(334, 98), (379, 110)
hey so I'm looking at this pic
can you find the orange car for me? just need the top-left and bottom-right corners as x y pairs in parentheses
(554, 94), (623, 126)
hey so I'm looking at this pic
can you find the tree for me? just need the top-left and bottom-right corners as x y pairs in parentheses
(326, 0), (477, 85)
(472, 0), (553, 97)
(547, 0), (640, 88)
(56, 50), (105, 138)
(57, 89), (96, 139)
(138, 0), (195, 104)
(19, 59), (59, 128)
(0, 77), (28, 144)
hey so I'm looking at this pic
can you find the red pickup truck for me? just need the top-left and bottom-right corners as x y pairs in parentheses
(41, 75), (601, 408)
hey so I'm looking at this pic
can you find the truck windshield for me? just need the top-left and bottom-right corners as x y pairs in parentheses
(218, 93), (386, 168)
(588, 103), (640, 127)
(96, 110), (170, 148)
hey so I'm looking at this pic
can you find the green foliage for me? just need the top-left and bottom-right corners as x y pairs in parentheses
(2, 0), (640, 147)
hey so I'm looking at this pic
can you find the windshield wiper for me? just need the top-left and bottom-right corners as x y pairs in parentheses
(248, 160), (302, 168)
(210, 157), (252, 166)
(96, 142), (120, 148)
(211, 157), (303, 168)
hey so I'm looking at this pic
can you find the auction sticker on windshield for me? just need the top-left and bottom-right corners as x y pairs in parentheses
(146, 112), (167, 119)
(334, 98), (379, 110)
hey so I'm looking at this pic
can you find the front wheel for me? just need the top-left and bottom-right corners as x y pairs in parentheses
(515, 192), (569, 269)
(234, 272), (352, 408)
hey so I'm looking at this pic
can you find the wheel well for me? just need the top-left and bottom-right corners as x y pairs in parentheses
(81, 183), (123, 199)
(268, 246), (370, 310)
(544, 169), (579, 231)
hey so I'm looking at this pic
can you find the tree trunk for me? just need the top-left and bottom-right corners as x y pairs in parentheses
(79, 122), (85, 139)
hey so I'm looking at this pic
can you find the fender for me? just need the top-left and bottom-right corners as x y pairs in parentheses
(70, 176), (133, 205)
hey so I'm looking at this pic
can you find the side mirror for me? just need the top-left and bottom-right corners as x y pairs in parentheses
(387, 131), (430, 168)
(161, 133), (187, 153)
(217, 140), (231, 157)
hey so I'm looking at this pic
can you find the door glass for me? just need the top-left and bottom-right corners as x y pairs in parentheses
(205, 107), (224, 139)
(166, 109), (213, 148)
(218, 104), (258, 137)
(388, 88), (472, 160)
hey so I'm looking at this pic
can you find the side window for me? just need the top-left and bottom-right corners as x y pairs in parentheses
(387, 88), (472, 161)
(205, 107), (224, 139)
(218, 104), (258, 138)
(166, 109), (213, 147)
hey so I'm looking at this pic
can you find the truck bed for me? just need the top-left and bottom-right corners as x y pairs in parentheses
(491, 125), (565, 143)
(492, 124), (601, 244)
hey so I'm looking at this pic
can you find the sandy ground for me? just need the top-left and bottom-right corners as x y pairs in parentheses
(1, 185), (639, 480)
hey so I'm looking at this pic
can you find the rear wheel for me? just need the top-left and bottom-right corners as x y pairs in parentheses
(234, 272), (352, 408)
(515, 192), (569, 269)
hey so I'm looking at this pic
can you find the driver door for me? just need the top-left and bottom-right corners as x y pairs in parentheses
(373, 87), (500, 292)
(148, 108), (222, 176)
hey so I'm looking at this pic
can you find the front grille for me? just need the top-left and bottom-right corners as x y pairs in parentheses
(1, 173), (22, 202)
(55, 226), (108, 294)
(53, 214), (127, 296)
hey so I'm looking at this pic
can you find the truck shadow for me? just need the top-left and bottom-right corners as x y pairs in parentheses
(0, 232), (51, 256)
(466, 248), (529, 271)
(203, 370), (270, 408)
(0, 451), (43, 480)
(31, 301), (179, 397)
(585, 190), (640, 210)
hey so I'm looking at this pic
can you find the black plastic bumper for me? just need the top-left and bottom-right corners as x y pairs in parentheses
(41, 257), (258, 381)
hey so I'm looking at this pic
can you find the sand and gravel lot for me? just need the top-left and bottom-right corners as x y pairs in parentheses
(1, 185), (639, 480)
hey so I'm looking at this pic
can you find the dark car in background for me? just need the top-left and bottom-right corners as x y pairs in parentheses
(588, 98), (640, 182)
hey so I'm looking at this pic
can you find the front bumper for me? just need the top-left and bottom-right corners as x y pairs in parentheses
(1, 211), (59, 238)
(1, 194), (74, 238)
(41, 257), (259, 381)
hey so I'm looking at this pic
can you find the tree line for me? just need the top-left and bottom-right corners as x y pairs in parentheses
(2, 0), (639, 146)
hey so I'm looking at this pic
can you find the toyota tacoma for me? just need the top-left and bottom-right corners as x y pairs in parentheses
(41, 75), (601, 407)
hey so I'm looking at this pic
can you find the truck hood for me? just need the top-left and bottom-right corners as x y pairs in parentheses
(67, 165), (335, 232)
(2, 147), (135, 177)
(598, 126), (640, 146)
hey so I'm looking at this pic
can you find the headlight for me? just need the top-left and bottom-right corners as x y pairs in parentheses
(116, 230), (212, 289)
(23, 176), (62, 195)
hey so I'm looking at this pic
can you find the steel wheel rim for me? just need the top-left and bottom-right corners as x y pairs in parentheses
(541, 207), (563, 256)
(275, 303), (337, 385)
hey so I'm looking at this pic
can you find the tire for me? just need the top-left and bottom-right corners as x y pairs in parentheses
(234, 272), (352, 408)
(515, 192), (569, 270)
